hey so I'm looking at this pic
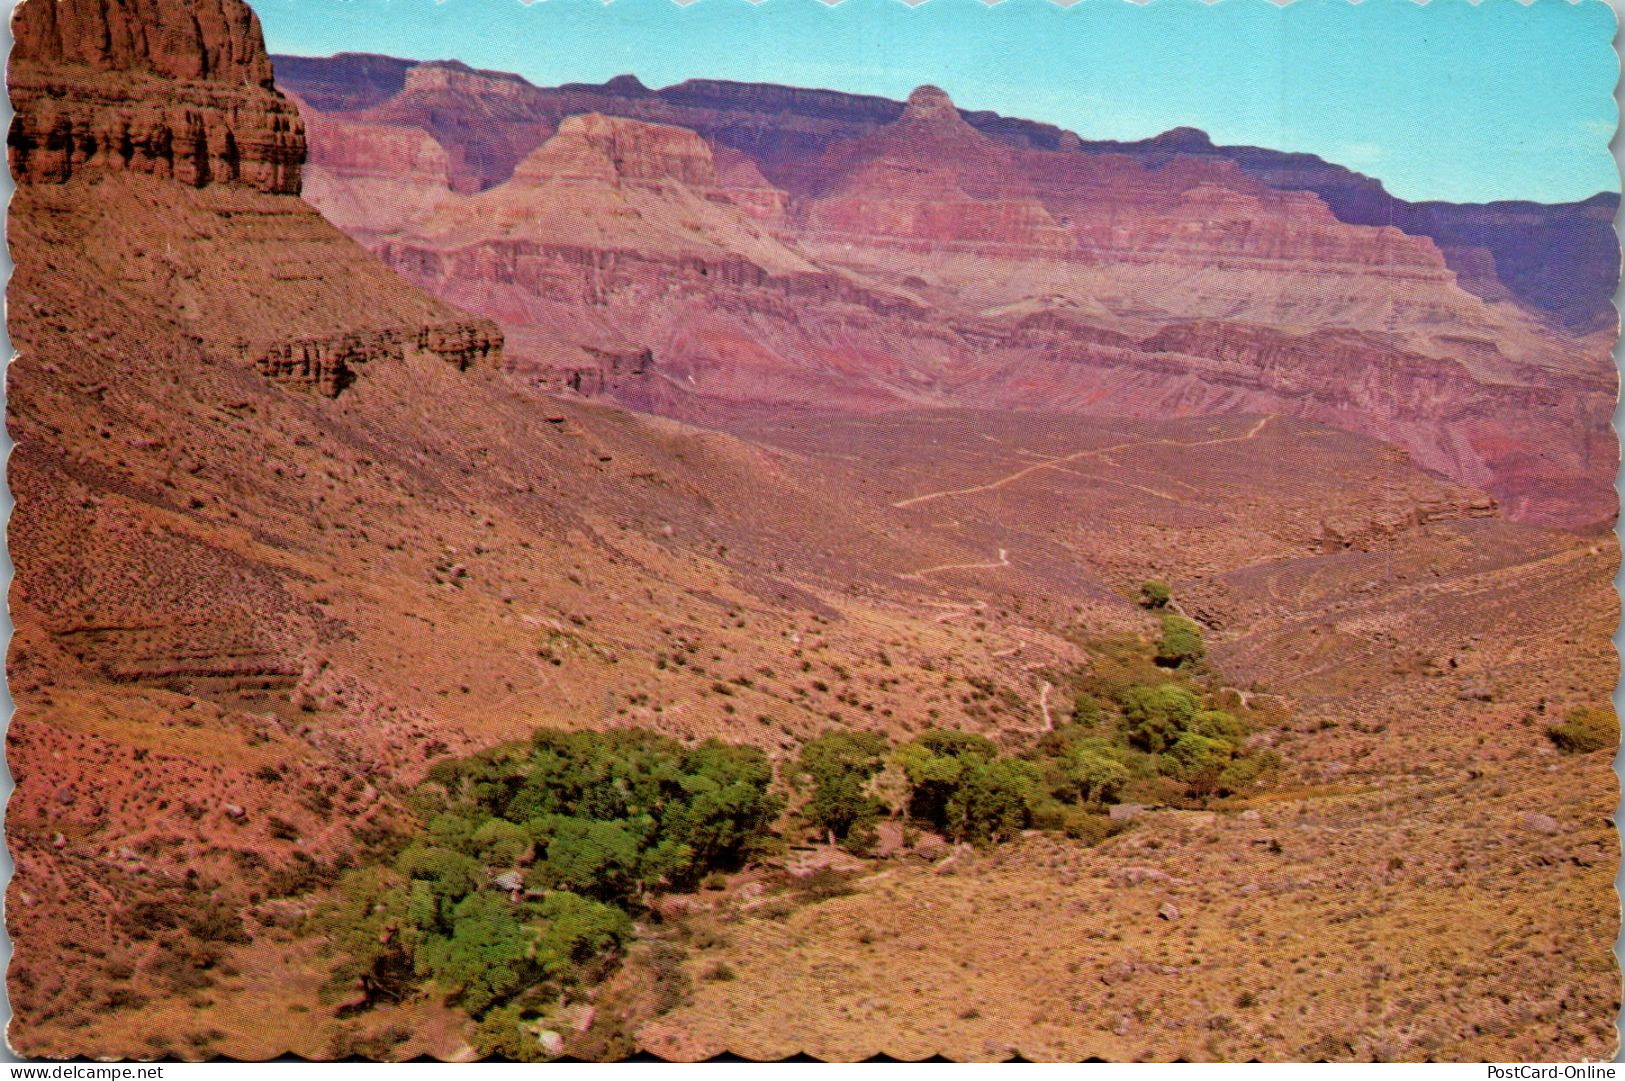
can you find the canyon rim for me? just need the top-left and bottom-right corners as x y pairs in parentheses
(5, 0), (1622, 1063)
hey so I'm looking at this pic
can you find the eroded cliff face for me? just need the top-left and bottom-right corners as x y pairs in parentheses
(284, 63), (1616, 527)
(8, 0), (502, 396)
(9, 0), (303, 192)
(277, 52), (1621, 335)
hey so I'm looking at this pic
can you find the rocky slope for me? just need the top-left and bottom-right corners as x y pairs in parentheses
(285, 60), (1616, 527)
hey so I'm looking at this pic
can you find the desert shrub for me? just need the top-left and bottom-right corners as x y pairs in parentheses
(1070, 693), (1105, 728)
(1139, 579), (1172, 609)
(1155, 614), (1205, 668)
(1547, 706), (1618, 754)
(796, 867), (860, 903)
(1061, 809), (1119, 845)
(794, 729), (891, 849)
(1217, 750), (1281, 795)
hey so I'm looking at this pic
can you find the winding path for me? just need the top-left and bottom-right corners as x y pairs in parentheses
(899, 547), (1010, 582)
(891, 415), (1274, 509)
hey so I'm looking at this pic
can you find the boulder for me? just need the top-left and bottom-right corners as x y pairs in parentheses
(1520, 812), (1560, 835)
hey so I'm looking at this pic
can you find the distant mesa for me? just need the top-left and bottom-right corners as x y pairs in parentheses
(1149, 126), (1217, 152)
(512, 113), (720, 188)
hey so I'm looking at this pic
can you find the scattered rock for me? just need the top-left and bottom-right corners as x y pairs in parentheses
(537, 1030), (565, 1058)
(1157, 902), (1182, 921)
(1099, 960), (1137, 986)
(1520, 812), (1560, 834)
(1113, 865), (1173, 886)
(1109, 803), (1145, 822)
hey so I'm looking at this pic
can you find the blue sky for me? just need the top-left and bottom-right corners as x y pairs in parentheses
(252, 0), (1620, 204)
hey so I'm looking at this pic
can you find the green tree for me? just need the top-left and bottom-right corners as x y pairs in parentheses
(1120, 682), (1200, 753)
(472, 1004), (551, 1062)
(1139, 579), (1172, 609)
(795, 729), (891, 848)
(317, 866), (421, 1007)
(473, 818), (532, 866)
(394, 843), (484, 919)
(896, 730), (1038, 843)
(1191, 708), (1246, 742)
(1060, 742), (1131, 805)
(416, 892), (538, 1017)
(426, 813), (478, 852)
(947, 756), (1041, 843)
(532, 892), (634, 985)
(660, 740), (783, 886)
(1166, 731), (1235, 780)
(1071, 693), (1105, 727)
(1155, 614), (1205, 668)
(533, 816), (643, 902)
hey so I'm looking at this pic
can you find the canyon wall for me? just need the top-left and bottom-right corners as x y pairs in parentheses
(279, 58), (1616, 527)
(9, 0), (503, 395)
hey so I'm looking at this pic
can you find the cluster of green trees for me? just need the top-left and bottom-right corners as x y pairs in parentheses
(792, 726), (1060, 849)
(790, 617), (1278, 851)
(313, 591), (1282, 1057)
(316, 728), (783, 1058)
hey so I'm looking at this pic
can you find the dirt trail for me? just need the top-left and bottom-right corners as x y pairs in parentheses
(899, 547), (1010, 581)
(892, 415), (1274, 509)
